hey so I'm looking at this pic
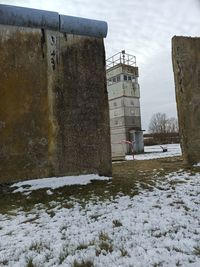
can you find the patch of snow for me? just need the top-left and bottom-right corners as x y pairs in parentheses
(1, 170), (200, 267)
(193, 162), (200, 167)
(11, 174), (111, 193)
(46, 190), (53, 195)
(126, 143), (181, 160)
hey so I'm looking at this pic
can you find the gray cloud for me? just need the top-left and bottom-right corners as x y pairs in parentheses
(1, 0), (200, 130)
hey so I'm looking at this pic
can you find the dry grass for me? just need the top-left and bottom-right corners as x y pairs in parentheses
(0, 156), (191, 215)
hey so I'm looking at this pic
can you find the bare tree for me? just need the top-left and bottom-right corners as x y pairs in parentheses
(148, 113), (167, 133)
(166, 117), (179, 133)
(149, 113), (178, 133)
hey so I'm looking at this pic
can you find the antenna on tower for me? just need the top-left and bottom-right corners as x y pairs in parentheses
(122, 50), (125, 64)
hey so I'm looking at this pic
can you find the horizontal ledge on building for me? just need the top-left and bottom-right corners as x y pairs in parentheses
(108, 96), (140, 101)
(0, 4), (108, 38)
(109, 106), (140, 110)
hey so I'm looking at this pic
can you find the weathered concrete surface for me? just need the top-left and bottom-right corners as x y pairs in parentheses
(172, 36), (200, 164)
(54, 35), (111, 176)
(0, 24), (111, 183)
(0, 25), (49, 182)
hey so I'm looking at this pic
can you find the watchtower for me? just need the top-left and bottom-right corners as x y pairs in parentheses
(106, 50), (144, 160)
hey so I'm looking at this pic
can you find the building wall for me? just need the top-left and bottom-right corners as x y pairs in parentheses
(107, 66), (123, 78)
(0, 24), (111, 183)
(108, 82), (140, 99)
(172, 36), (200, 164)
(110, 107), (141, 118)
(107, 63), (143, 158)
(110, 116), (141, 128)
(107, 64), (138, 79)
(110, 127), (126, 159)
(109, 97), (140, 109)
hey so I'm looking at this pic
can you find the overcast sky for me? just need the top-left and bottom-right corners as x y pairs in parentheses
(1, 0), (200, 130)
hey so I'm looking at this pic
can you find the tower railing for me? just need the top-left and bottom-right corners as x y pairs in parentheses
(106, 50), (136, 69)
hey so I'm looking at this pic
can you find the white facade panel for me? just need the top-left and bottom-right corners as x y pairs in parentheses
(123, 83), (140, 98)
(109, 97), (140, 110)
(108, 83), (124, 99)
(111, 133), (126, 144)
(108, 83), (140, 99)
(110, 127), (126, 135)
(107, 66), (122, 79)
(110, 117), (125, 128)
(109, 107), (124, 119)
(123, 97), (140, 107)
(124, 107), (140, 117)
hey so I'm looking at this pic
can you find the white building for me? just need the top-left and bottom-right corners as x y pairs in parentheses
(106, 51), (144, 160)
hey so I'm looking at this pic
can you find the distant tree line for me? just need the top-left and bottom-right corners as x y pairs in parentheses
(148, 113), (179, 134)
(144, 113), (179, 145)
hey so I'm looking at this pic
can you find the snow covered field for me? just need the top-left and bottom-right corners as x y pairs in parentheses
(1, 167), (200, 266)
(126, 143), (181, 160)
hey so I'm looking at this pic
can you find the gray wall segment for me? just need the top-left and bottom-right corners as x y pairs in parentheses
(0, 4), (59, 30)
(0, 4), (108, 38)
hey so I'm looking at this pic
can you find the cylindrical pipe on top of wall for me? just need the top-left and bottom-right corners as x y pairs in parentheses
(0, 4), (108, 38)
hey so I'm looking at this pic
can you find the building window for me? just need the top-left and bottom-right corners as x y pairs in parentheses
(107, 79), (112, 85)
(128, 76), (131, 81)
(124, 75), (127, 81)
(117, 75), (120, 82)
(113, 77), (116, 83)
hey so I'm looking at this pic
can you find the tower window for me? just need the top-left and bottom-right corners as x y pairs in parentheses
(124, 75), (127, 81)
(107, 79), (112, 85)
(117, 75), (120, 82)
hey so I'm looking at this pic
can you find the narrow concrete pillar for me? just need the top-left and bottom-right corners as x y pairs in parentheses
(172, 36), (200, 164)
